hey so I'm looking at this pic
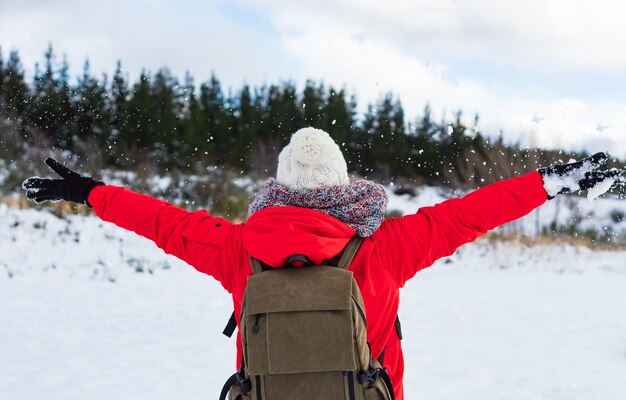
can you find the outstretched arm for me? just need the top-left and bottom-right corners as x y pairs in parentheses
(23, 158), (244, 292)
(375, 152), (626, 288)
(88, 185), (244, 292)
(375, 171), (547, 287)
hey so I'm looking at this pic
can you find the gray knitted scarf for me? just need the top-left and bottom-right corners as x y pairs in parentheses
(249, 179), (388, 237)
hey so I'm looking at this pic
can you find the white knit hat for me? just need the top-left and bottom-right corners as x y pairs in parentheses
(276, 127), (349, 190)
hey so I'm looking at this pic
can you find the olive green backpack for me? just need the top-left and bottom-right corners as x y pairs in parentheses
(220, 237), (394, 400)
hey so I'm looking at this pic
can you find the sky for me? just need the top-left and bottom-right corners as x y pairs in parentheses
(1, 0), (626, 157)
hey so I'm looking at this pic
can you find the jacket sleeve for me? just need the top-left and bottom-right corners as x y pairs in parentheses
(88, 185), (244, 293)
(374, 171), (548, 287)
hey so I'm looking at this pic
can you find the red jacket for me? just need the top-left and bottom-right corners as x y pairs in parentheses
(88, 171), (548, 399)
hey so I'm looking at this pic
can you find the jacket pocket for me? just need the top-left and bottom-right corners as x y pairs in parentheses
(181, 213), (232, 247)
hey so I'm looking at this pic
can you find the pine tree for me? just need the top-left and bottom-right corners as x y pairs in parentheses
(29, 44), (74, 147)
(109, 60), (130, 159)
(264, 84), (283, 143)
(57, 55), (73, 138)
(2, 50), (29, 119)
(236, 84), (259, 169)
(439, 110), (473, 186)
(280, 81), (303, 139)
(410, 104), (442, 181)
(74, 59), (110, 149)
(0, 47), (5, 110)
(371, 93), (408, 179)
(1, 45), (584, 186)
(248, 84), (279, 175)
(354, 104), (377, 177)
(224, 84), (258, 169)
(150, 68), (181, 160)
(180, 71), (207, 163)
(302, 80), (326, 129)
(123, 70), (153, 160)
(322, 87), (356, 171)
(324, 87), (354, 153)
(199, 73), (225, 163)
(263, 82), (302, 145)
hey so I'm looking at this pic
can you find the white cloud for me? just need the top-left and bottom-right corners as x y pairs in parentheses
(1, 0), (626, 156)
(242, 0), (626, 156)
(255, 0), (626, 73)
(277, 29), (626, 156)
(0, 0), (291, 85)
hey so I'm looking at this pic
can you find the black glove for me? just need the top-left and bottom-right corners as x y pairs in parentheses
(538, 152), (626, 199)
(22, 158), (105, 207)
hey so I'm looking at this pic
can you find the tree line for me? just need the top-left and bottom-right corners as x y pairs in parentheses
(0, 44), (594, 188)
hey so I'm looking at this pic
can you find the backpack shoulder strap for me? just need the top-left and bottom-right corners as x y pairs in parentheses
(223, 312), (237, 338)
(249, 256), (264, 275)
(224, 237), (363, 339)
(249, 237), (363, 273)
(337, 236), (363, 270)
(223, 256), (265, 338)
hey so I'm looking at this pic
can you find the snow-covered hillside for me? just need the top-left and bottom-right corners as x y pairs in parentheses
(1, 192), (626, 399)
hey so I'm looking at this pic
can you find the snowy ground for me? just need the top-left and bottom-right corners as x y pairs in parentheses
(1, 204), (626, 400)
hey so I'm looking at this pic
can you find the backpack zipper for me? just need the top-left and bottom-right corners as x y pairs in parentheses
(253, 314), (261, 333)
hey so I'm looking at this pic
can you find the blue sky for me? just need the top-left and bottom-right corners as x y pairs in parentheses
(1, 0), (625, 156)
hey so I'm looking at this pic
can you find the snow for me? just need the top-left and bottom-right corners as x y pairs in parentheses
(587, 177), (616, 201)
(404, 253), (626, 399)
(0, 269), (232, 400)
(0, 159), (8, 186)
(541, 159), (596, 198)
(386, 185), (447, 215)
(148, 175), (173, 192)
(101, 170), (138, 187)
(2, 202), (626, 399)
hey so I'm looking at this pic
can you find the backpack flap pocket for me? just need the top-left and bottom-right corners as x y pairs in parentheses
(245, 267), (354, 314)
(243, 267), (357, 375)
(267, 310), (356, 374)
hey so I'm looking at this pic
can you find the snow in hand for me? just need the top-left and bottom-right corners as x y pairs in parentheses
(587, 176), (617, 201)
(541, 158), (596, 198)
(1, 204), (626, 400)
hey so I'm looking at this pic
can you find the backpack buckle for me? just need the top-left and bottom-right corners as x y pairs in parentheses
(358, 368), (381, 384)
(236, 372), (251, 393)
(284, 254), (313, 267)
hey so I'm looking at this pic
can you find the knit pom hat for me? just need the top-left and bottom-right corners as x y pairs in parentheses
(276, 127), (349, 190)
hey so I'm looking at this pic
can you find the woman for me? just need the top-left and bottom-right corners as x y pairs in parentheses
(23, 127), (625, 399)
